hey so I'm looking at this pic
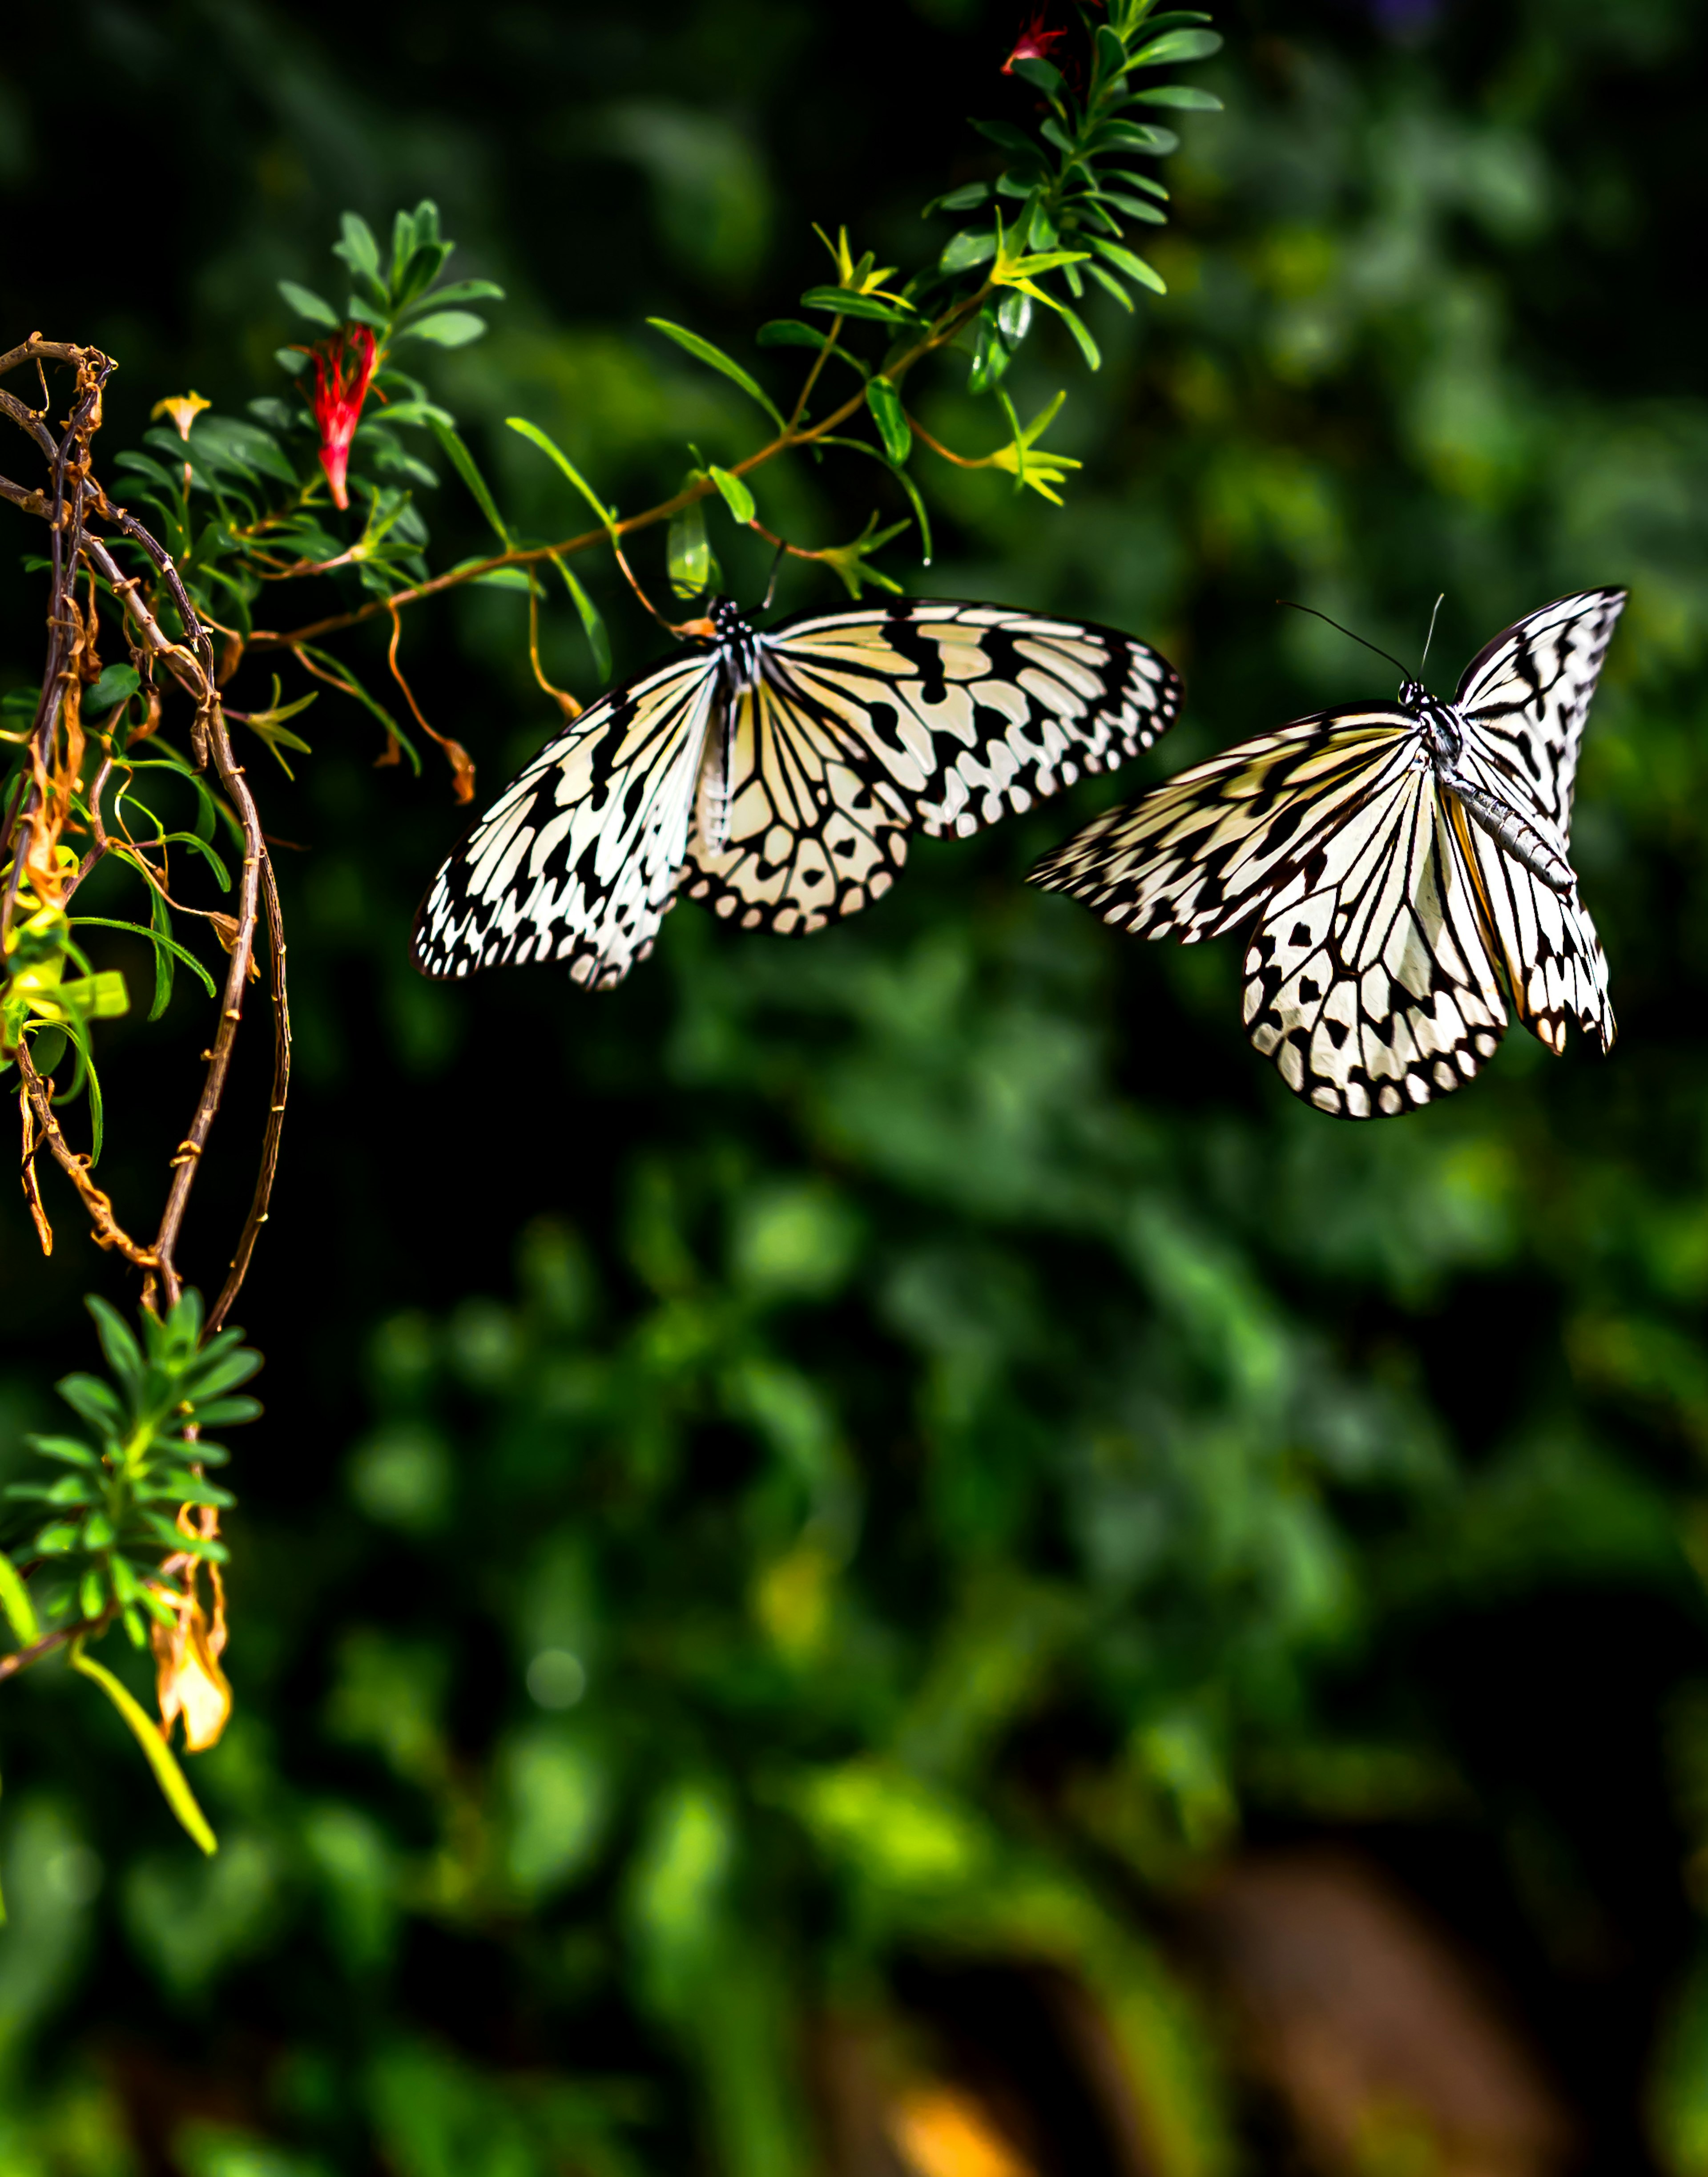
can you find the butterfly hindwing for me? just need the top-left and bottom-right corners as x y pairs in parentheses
(1455, 587), (1627, 830)
(1242, 763), (1508, 1118)
(413, 654), (716, 988)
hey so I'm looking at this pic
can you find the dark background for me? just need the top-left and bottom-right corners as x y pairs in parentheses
(1, 2), (1707, 2172)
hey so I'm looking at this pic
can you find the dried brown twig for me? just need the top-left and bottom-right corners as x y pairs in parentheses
(0, 334), (290, 1319)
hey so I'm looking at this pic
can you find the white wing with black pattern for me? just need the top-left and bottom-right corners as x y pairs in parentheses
(413, 653), (717, 989)
(1455, 587), (1626, 830)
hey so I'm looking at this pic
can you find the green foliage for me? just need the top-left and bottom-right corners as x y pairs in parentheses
(0, 0), (1706, 2171)
(3, 1291), (255, 1643)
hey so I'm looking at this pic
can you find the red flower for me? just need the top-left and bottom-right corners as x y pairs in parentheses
(307, 325), (378, 510)
(1002, 9), (1068, 73)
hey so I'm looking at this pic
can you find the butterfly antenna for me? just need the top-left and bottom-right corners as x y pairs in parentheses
(1419, 592), (1446, 676)
(1277, 600), (1409, 681)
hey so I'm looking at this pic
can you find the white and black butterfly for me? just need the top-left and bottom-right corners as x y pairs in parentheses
(1030, 589), (1626, 1119)
(413, 597), (1181, 988)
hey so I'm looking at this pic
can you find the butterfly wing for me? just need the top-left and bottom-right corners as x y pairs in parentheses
(1033, 710), (1513, 1117)
(1452, 741), (1616, 1057)
(1030, 710), (1421, 941)
(1242, 766), (1509, 1118)
(413, 654), (716, 989)
(1454, 587), (1627, 831)
(685, 601), (1181, 933)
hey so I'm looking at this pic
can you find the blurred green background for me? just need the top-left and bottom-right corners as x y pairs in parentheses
(2, 1), (1708, 2171)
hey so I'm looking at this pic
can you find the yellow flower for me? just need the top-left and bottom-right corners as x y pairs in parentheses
(149, 391), (211, 443)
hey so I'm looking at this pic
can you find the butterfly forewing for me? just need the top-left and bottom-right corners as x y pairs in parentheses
(413, 653), (716, 988)
(686, 600), (1182, 935)
(1031, 712), (1422, 943)
(1455, 587), (1627, 831)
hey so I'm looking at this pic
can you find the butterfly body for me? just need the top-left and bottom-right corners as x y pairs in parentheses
(1031, 589), (1626, 1119)
(415, 597), (1182, 988)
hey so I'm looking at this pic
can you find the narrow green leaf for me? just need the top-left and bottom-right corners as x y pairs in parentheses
(1130, 28), (1223, 65)
(278, 281), (339, 329)
(397, 279), (505, 315)
(797, 288), (917, 325)
(548, 554), (613, 682)
(927, 182), (992, 214)
(0, 1555), (40, 1648)
(1101, 190), (1168, 223)
(70, 1641), (218, 1855)
(971, 118), (1035, 157)
(69, 916), (217, 1008)
(645, 320), (785, 430)
(1093, 119), (1181, 155)
(1087, 262), (1138, 311)
(1093, 238), (1167, 292)
(708, 467), (757, 524)
(427, 419), (514, 547)
(1052, 302), (1102, 371)
(819, 438), (933, 566)
(1133, 84), (1224, 109)
(865, 379), (912, 466)
(506, 419), (620, 541)
(396, 310), (487, 348)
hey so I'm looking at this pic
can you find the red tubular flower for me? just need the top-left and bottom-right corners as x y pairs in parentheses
(1002, 9), (1068, 73)
(307, 325), (377, 510)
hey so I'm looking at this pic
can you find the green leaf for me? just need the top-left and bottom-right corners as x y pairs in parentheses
(84, 664), (140, 717)
(548, 554), (613, 683)
(395, 310), (487, 347)
(797, 288), (918, 325)
(939, 231), (998, 275)
(334, 210), (383, 280)
(927, 182), (993, 214)
(274, 346), (311, 376)
(1094, 23), (1128, 79)
(865, 379), (912, 466)
(820, 438), (933, 566)
(1133, 85), (1224, 109)
(70, 1641), (218, 1855)
(669, 493), (713, 601)
(428, 419), (513, 548)
(1101, 190), (1168, 223)
(505, 419), (620, 542)
(708, 467), (757, 524)
(1094, 119), (1181, 155)
(278, 281), (340, 328)
(1052, 301), (1102, 371)
(0, 1555), (40, 1648)
(1130, 28), (1223, 65)
(971, 119), (1035, 157)
(68, 917), (216, 1012)
(397, 278), (505, 315)
(1092, 238), (1168, 293)
(1011, 55), (1064, 97)
(1087, 262), (1137, 311)
(645, 320), (785, 430)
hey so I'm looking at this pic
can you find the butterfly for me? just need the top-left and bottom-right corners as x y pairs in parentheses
(412, 596), (1182, 988)
(1030, 589), (1627, 1119)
